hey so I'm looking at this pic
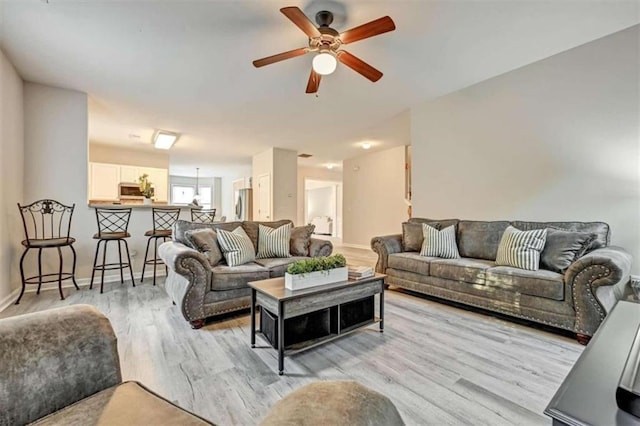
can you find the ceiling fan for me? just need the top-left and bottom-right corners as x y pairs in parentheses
(252, 7), (396, 94)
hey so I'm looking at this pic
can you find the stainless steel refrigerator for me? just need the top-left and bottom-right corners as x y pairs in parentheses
(235, 188), (253, 221)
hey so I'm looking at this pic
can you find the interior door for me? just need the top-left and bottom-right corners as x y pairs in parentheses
(257, 174), (271, 221)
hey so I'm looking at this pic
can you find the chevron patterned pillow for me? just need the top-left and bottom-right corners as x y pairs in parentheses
(496, 226), (547, 270)
(257, 223), (292, 259)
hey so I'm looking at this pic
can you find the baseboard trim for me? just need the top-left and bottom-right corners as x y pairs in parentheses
(339, 243), (372, 251)
(0, 271), (166, 313)
(0, 288), (20, 313)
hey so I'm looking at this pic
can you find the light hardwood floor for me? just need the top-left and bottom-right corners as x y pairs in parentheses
(1, 246), (582, 425)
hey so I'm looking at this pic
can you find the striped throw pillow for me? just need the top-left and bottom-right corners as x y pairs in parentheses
(420, 224), (460, 259)
(216, 226), (256, 266)
(257, 223), (291, 259)
(496, 226), (547, 271)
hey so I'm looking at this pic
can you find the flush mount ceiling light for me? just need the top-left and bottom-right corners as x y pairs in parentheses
(326, 163), (335, 169)
(361, 142), (372, 150)
(153, 131), (179, 150)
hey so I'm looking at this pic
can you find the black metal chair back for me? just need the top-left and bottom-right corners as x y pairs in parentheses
(95, 208), (132, 236)
(152, 207), (181, 232)
(18, 199), (75, 243)
(191, 208), (216, 223)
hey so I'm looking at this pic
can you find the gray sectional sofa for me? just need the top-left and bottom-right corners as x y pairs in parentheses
(159, 219), (333, 328)
(372, 218), (633, 343)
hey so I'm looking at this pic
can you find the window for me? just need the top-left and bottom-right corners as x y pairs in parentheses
(171, 185), (195, 205)
(197, 186), (212, 209)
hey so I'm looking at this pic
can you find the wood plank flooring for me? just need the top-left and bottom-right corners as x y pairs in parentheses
(0, 246), (583, 425)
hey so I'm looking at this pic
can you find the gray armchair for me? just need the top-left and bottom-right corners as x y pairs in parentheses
(0, 305), (213, 425)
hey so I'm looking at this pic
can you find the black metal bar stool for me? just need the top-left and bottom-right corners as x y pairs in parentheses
(141, 207), (180, 286)
(90, 207), (135, 293)
(16, 199), (78, 304)
(191, 208), (216, 223)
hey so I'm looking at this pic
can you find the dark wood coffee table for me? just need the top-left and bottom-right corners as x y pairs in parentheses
(249, 273), (385, 375)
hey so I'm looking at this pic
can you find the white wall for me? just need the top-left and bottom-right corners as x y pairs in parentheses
(0, 49), (24, 306)
(297, 166), (343, 226)
(272, 148), (298, 222)
(343, 146), (408, 248)
(252, 147), (297, 222)
(23, 83), (93, 279)
(307, 186), (335, 221)
(412, 25), (640, 274)
(89, 142), (170, 169)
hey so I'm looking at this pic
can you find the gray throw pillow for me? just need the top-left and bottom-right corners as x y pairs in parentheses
(403, 222), (439, 252)
(290, 224), (315, 256)
(185, 228), (223, 267)
(541, 228), (596, 273)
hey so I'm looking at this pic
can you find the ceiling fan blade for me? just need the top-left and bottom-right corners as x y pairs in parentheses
(337, 51), (383, 82)
(280, 7), (321, 38)
(306, 69), (322, 94)
(339, 16), (395, 45)
(252, 47), (309, 68)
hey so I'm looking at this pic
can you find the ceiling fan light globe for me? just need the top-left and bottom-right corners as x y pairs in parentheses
(312, 52), (337, 75)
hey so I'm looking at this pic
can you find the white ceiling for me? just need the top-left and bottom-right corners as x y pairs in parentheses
(1, 0), (638, 177)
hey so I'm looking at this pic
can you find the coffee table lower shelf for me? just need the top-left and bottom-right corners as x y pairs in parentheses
(249, 274), (385, 375)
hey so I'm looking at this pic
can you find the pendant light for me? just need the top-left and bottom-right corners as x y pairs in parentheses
(192, 167), (201, 206)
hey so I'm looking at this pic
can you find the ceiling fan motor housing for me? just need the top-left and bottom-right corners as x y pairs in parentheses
(315, 10), (334, 27)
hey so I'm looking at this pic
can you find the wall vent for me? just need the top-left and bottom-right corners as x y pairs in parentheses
(298, 153), (313, 158)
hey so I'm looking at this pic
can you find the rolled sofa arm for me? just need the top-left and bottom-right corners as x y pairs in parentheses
(0, 305), (121, 425)
(371, 234), (403, 274)
(565, 246), (633, 336)
(159, 241), (212, 325)
(309, 238), (333, 257)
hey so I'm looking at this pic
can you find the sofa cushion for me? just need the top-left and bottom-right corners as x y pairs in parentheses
(31, 381), (211, 426)
(511, 220), (609, 250)
(242, 220), (293, 252)
(211, 262), (270, 291)
(541, 228), (596, 273)
(495, 226), (547, 271)
(429, 258), (494, 285)
(420, 224), (460, 259)
(217, 227), (256, 267)
(457, 221), (510, 260)
(257, 223), (291, 259)
(409, 217), (459, 231)
(255, 257), (310, 277)
(388, 252), (432, 275)
(402, 221), (438, 252)
(172, 219), (243, 247)
(290, 224), (315, 256)
(485, 266), (564, 301)
(185, 228), (223, 267)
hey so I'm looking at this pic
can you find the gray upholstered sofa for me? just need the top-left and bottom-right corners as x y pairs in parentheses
(159, 219), (333, 328)
(372, 218), (633, 343)
(0, 305), (212, 425)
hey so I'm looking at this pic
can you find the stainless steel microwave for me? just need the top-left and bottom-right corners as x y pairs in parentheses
(118, 183), (154, 200)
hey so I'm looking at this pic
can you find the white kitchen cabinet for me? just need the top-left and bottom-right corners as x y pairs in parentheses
(119, 166), (140, 184)
(89, 163), (120, 201)
(140, 167), (169, 202)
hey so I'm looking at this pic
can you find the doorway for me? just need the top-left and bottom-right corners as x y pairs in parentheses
(304, 179), (342, 239)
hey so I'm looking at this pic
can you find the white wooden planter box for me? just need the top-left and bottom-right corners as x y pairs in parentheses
(284, 267), (349, 291)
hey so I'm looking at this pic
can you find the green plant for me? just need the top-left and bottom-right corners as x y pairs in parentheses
(138, 174), (153, 198)
(286, 254), (347, 275)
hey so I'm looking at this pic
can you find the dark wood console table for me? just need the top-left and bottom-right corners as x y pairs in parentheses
(545, 300), (640, 425)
